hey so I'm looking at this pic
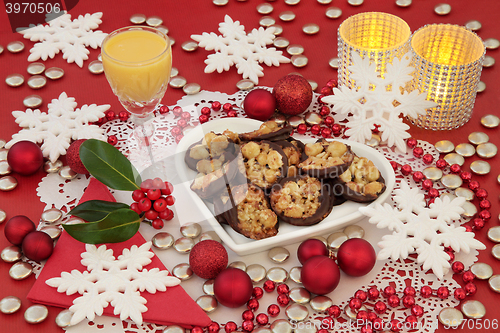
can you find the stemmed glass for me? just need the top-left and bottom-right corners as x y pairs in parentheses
(101, 26), (172, 145)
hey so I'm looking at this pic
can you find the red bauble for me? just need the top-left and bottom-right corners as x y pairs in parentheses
(7, 141), (43, 175)
(189, 240), (228, 279)
(66, 139), (89, 174)
(21, 231), (53, 261)
(243, 89), (276, 121)
(301, 256), (340, 295)
(297, 238), (329, 265)
(213, 268), (253, 308)
(337, 238), (376, 277)
(273, 74), (313, 116)
(4, 215), (36, 246)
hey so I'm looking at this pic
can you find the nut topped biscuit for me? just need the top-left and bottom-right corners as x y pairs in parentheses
(239, 120), (293, 142)
(298, 139), (354, 178)
(241, 140), (288, 189)
(337, 156), (386, 202)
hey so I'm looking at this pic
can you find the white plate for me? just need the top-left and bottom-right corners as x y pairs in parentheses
(175, 118), (395, 256)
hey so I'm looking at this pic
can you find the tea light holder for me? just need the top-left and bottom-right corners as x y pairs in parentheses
(407, 24), (485, 130)
(337, 12), (411, 89)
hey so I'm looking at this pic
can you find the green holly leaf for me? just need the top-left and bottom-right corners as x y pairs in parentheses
(79, 139), (141, 191)
(69, 200), (132, 222)
(62, 208), (141, 244)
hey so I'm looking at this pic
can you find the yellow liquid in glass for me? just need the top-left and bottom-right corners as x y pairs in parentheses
(102, 29), (172, 115)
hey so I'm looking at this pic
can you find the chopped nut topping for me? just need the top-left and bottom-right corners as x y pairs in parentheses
(299, 140), (352, 171)
(270, 177), (322, 218)
(242, 141), (284, 188)
(340, 156), (383, 195)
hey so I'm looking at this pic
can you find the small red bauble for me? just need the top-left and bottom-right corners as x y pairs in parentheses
(241, 320), (254, 332)
(297, 238), (329, 265)
(105, 110), (116, 121)
(348, 298), (362, 311)
(319, 106), (330, 116)
(201, 106), (211, 116)
(436, 286), (449, 299)
(326, 79), (338, 88)
(402, 295), (415, 308)
(400, 164), (412, 176)
(463, 271), (475, 283)
(404, 286), (416, 297)
(199, 114), (209, 123)
(301, 255), (340, 295)
(337, 238), (376, 277)
(212, 101), (222, 111)
(191, 327), (203, 333)
(296, 123), (308, 134)
(4, 215), (36, 246)
(479, 199), (491, 210)
(7, 141), (44, 175)
(310, 124), (321, 135)
(449, 164), (461, 174)
(223, 103), (233, 112)
(181, 111), (191, 121)
(464, 282), (477, 295)
(208, 321), (220, 333)
(435, 158), (447, 169)
(411, 305), (424, 317)
(321, 316), (334, 329)
(460, 171), (472, 182)
(263, 280), (275, 292)
(427, 188), (439, 198)
(451, 261), (465, 274)
(422, 179), (433, 190)
(247, 298), (259, 311)
(267, 304), (280, 317)
(177, 119), (188, 128)
(171, 126), (182, 137)
(360, 325), (373, 333)
(388, 295), (400, 307)
(273, 74), (313, 116)
(383, 285), (396, 297)
(175, 135), (184, 144)
(324, 115), (334, 127)
(119, 110), (130, 120)
(412, 171), (424, 183)
(468, 180), (480, 191)
(22, 231), (53, 261)
(367, 311), (378, 322)
(277, 283), (290, 295)
(172, 106), (183, 117)
(367, 287), (380, 300)
(224, 321), (237, 333)
(422, 154), (433, 165)
(277, 293), (290, 307)
(454, 288), (466, 301)
(372, 317), (384, 330)
(355, 290), (368, 302)
(476, 188), (488, 199)
(243, 89), (276, 121)
(227, 110), (237, 117)
(390, 319), (402, 332)
(373, 301), (387, 314)
(213, 268), (253, 308)
(356, 310), (369, 322)
(253, 287), (264, 299)
(327, 305), (341, 318)
(242, 309), (254, 321)
(159, 106), (169, 115)
(412, 147), (423, 158)
(331, 123), (342, 136)
(321, 127), (332, 138)
(107, 135), (118, 146)
(256, 313), (269, 325)
(189, 240), (228, 279)
(407, 138), (417, 148)
(405, 315), (418, 329)
(319, 86), (332, 96)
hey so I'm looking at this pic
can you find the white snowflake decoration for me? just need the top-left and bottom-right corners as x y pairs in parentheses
(18, 12), (107, 67)
(322, 52), (437, 152)
(191, 15), (290, 84)
(360, 181), (485, 279)
(6, 92), (109, 162)
(46, 242), (180, 326)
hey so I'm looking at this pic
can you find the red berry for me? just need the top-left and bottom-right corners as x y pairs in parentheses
(153, 197), (168, 212)
(130, 202), (141, 214)
(140, 179), (154, 193)
(159, 208), (174, 220)
(165, 195), (175, 206)
(199, 114), (209, 123)
(151, 218), (164, 229)
(105, 110), (116, 121)
(159, 105), (170, 114)
(212, 101), (221, 111)
(132, 189), (145, 202)
(161, 182), (174, 195)
(107, 135), (118, 145)
(145, 209), (159, 220)
(152, 177), (164, 189)
(138, 198), (152, 212)
(201, 107), (211, 116)
(147, 189), (162, 201)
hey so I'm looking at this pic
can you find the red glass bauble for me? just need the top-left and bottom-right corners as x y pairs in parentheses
(189, 240), (228, 279)
(252, 287), (264, 299)
(267, 304), (280, 317)
(21, 231), (53, 262)
(297, 238), (329, 265)
(214, 268), (253, 308)
(273, 74), (313, 116)
(66, 139), (89, 174)
(337, 238), (376, 277)
(256, 313), (269, 325)
(224, 321), (237, 333)
(263, 280), (275, 292)
(373, 301), (387, 314)
(242, 320), (254, 332)
(247, 298), (259, 311)
(208, 321), (220, 333)
(242, 309), (254, 321)
(4, 215), (36, 246)
(243, 89), (276, 121)
(301, 255), (340, 295)
(277, 293), (290, 307)
(7, 140), (44, 175)
(327, 305), (341, 318)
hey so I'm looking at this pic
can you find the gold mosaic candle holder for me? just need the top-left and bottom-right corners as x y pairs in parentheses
(337, 12), (411, 89)
(407, 24), (485, 130)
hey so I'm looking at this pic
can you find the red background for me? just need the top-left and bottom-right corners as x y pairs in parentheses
(1, 0), (499, 332)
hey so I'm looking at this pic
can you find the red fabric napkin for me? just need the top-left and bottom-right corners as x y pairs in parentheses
(28, 178), (211, 328)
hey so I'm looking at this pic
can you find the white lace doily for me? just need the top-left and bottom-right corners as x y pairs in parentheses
(34, 89), (479, 333)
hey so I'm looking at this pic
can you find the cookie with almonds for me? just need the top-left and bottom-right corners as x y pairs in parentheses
(298, 139), (355, 179)
(275, 138), (307, 177)
(184, 131), (238, 171)
(239, 120), (293, 142)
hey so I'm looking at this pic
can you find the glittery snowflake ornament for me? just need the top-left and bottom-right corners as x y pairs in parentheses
(46, 242), (180, 326)
(18, 12), (107, 67)
(6, 92), (109, 162)
(322, 52), (437, 152)
(191, 15), (290, 84)
(360, 181), (485, 279)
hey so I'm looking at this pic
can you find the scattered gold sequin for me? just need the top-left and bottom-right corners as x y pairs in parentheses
(266, 267), (288, 283)
(0, 296), (21, 314)
(304, 112), (322, 126)
(284, 0), (300, 5)
(41, 208), (63, 224)
(443, 153), (464, 166)
(27, 63), (45, 75)
(291, 55), (308, 67)
(183, 83), (201, 95)
(24, 305), (48, 324)
(477, 81), (486, 93)
(203, 279), (214, 295)
(326, 7), (342, 19)
(170, 67), (179, 77)
(310, 295), (332, 311)
(5, 74), (24, 87)
(152, 232), (174, 249)
(229, 261), (246, 270)
(257, 3), (273, 14)
(7, 41), (24, 53)
(273, 37), (290, 49)
(173, 237), (195, 253)
(365, 134), (380, 147)
(40, 225), (62, 240)
(279, 11), (296, 22)
(343, 225), (364, 239)
(489, 275), (500, 293)
(455, 143), (475, 157)
(213, 0), (228, 5)
(9, 261), (32, 280)
(236, 79), (254, 91)
(181, 41), (198, 52)
(484, 38), (500, 50)
(481, 114), (500, 128)
(492, 244), (500, 260)
(269, 247), (290, 263)
(59, 166), (78, 180)
(270, 24), (283, 35)
(465, 20), (482, 31)
(441, 174), (462, 189)
(435, 140), (455, 153)
(0, 208), (6, 223)
(468, 132), (489, 145)
(327, 232), (348, 250)
(348, 0), (364, 5)
(470, 160), (490, 175)
(55, 309), (73, 328)
(470, 262), (493, 280)
(483, 56), (495, 68)
(157, 25), (169, 35)
(328, 57), (339, 69)
(88, 60), (103, 74)
(438, 307), (463, 327)
(461, 300), (486, 319)
(271, 319), (293, 333)
(302, 23), (319, 35)
(0, 149), (7, 161)
(476, 142), (497, 158)
(1, 245), (22, 263)
(27, 75), (47, 89)
(0, 176), (18, 191)
(23, 95), (43, 108)
(45, 67), (64, 80)
(172, 263), (193, 280)
(285, 303), (308, 321)
(0, 160), (11, 176)
(454, 187), (474, 201)
(423, 167), (443, 181)
(289, 266), (302, 284)
(287, 44), (304, 55)
(146, 16), (163, 27)
(260, 16), (276, 27)
(345, 305), (367, 320)
(170, 76), (187, 88)
(44, 160), (63, 173)
(288, 287), (311, 304)
(130, 13), (146, 24)
(396, 0), (412, 7)
(246, 264), (267, 283)
(487, 226), (500, 243)
(180, 223), (201, 238)
(308, 80), (318, 91)
(461, 201), (477, 218)
(317, 0), (332, 3)
(434, 3), (451, 15)
(196, 295), (217, 313)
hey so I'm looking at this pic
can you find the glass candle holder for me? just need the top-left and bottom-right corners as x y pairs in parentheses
(337, 12), (411, 89)
(406, 24), (485, 130)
